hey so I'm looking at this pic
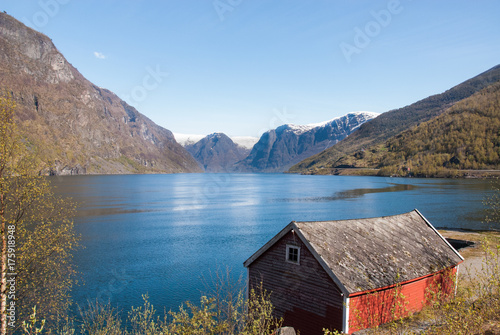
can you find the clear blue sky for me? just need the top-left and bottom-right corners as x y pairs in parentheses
(2, 1), (500, 137)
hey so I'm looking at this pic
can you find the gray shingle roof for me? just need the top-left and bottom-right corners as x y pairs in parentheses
(294, 210), (463, 294)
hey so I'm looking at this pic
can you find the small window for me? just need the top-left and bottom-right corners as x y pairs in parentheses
(286, 245), (300, 264)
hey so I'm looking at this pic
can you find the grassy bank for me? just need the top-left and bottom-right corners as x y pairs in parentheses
(299, 167), (500, 178)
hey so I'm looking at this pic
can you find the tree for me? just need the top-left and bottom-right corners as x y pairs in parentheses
(0, 94), (79, 333)
(484, 178), (500, 230)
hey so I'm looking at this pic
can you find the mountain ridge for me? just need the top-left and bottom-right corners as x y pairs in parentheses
(235, 111), (379, 172)
(174, 133), (258, 150)
(0, 12), (201, 175)
(176, 112), (378, 173)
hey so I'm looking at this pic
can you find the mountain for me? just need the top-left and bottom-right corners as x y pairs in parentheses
(375, 81), (500, 177)
(174, 133), (258, 150)
(184, 133), (250, 172)
(0, 12), (201, 175)
(235, 112), (379, 172)
(290, 64), (500, 174)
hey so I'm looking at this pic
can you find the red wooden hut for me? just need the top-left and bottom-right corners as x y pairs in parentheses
(243, 210), (463, 334)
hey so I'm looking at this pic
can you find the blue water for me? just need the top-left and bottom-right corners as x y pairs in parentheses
(49, 173), (493, 315)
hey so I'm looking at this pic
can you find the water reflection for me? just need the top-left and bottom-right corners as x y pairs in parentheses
(280, 183), (419, 202)
(76, 206), (156, 217)
(326, 183), (419, 200)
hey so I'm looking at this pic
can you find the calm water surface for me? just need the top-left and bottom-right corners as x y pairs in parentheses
(50, 173), (493, 314)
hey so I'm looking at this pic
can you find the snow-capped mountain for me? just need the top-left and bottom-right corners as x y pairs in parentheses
(174, 112), (378, 173)
(234, 112), (379, 172)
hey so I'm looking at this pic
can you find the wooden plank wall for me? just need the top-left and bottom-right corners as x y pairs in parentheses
(248, 230), (344, 335)
(348, 267), (458, 333)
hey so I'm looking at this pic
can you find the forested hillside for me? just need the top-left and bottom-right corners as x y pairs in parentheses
(297, 82), (500, 177)
(377, 82), (500, 176)
(290, 65), (500, 175)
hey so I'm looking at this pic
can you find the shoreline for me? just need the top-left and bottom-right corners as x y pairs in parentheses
(297, 168), (500, 179)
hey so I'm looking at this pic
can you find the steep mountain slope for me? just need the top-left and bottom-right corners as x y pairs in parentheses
(235, 112), (379, 172)
(375, 81), (500, 176)
(0, 12), (201, 174)
(185, 133), (250, 172)
(290, 64), (500, 174)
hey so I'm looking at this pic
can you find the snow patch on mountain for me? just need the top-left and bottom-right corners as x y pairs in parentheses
(231, 136), (259, 149)
(276, 111), (380, 136)
(276, 124), (316, 135)
(307, 111), (380, 129)
(173, 133), (206, 146)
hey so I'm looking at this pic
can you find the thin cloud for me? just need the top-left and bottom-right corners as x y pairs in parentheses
(93, 51), (106, 59)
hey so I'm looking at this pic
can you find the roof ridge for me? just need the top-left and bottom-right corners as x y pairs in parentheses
(294, 210), (417, 224)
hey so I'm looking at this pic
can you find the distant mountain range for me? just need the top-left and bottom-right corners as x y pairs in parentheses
(0, 12), (201, 175)
(178, 112), (378, 172)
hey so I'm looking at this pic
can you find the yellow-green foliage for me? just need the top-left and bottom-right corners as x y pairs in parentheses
(61, 283), (282, 335)
(421, 236), (500, 335)
(1, 94), (80, 333)
(378, 82), (500, 176)
(22, 307), (45, 335)
(78, 300), (123, 335)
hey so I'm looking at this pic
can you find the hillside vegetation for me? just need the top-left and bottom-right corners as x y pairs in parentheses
(377, 82), (500, 177)
(290, 65), (500, 175)
(299, 82), (500, 178)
